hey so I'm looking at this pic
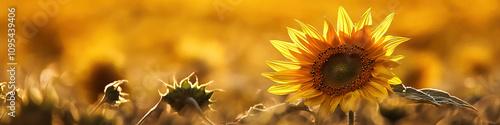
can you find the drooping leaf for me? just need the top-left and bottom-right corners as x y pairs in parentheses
(390, 83), (476, 111)
(391, 84), (439, 106)
(420, 88), (477, 111)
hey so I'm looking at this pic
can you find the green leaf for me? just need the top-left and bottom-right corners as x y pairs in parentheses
(391, 84), (439, 106)
(390, 83), (476, 111)
(420, 88), (477, 111)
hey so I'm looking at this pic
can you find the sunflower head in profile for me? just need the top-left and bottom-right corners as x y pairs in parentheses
(263, 6), (409, 115)
(160, 72), (215, 115)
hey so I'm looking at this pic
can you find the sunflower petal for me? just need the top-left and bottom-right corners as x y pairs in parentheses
(268, 84), (301, 95)
(270, 40), (299, 61)
(373, 73), (402, 85)
(366, 82), (388, 99)
(372, 13), (394, 43)
(286, 88), (322, 102)
(337, 6), (354, 35)
(358, 88), (376, 101)
(340, 91), (360, 113)
(383, 36), (410, 56)
(376, 56), (402, 69)
(318, 98), (332, 118)
(265, 60), (301, 72)
(354, 8), (372, 31)
(391, 55), (405, 61)
(261, 69), (312, 84)
(371, 78), (395, 94)
(290, 49), (315, 64)
(372, 66), (396, 79)
(323, 17), (341, 46)
(295, 20), (329, 52)
(305, 94), (326, 106)
(329, 96), (342, 114)
(295, 19), (325, 42)
(287, 27), (315, 55)
(388, 76), (402, 85)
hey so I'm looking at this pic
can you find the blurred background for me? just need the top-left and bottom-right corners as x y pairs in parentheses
(0, 0), (499, 124)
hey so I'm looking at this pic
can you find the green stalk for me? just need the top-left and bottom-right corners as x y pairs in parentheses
(185, 97), (214, 125)
(90, 96), (105, 115)
(348, 111), (355, 125)
(137, 97), (163, 125)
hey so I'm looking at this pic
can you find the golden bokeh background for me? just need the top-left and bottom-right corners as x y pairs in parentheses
(1, 0), (499, 124)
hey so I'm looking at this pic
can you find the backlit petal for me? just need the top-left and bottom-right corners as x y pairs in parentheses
(287, 27), (315, 55)
(265, 60), (301, 72)
(270, 40), (299, 61)
(354, 8), (372, 31)
(262, 69), (312, 84)
(323, 17), (341, 46)
(337, 6), (354, 35)
(268, 84), (301, 95)
(372, 13), (394, 43)
(383, 36), (410, 56)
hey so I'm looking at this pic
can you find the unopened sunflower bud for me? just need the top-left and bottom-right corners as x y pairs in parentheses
(103, 80), (130, 107)
(91, 80), (129, 114)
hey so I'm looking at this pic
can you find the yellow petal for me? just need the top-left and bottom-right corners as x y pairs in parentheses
(391, 55), (405, 61)
(371, 78), (395, 94)
(265, 60), (301, 72)
(262, 69), (312, 84)
(354, 8), (372, 31)
(329, 96), (342, 114)
(376, 56), (401, 69)
(358, 88), (376, 101)
(372, 13), (394, 43)
(290, 49), (315, 64)
(295, 19), (325, 42)
(305, 94), (326, 106)
(318, 98), (332, 118)
(323, 17), (341, 46)
(365, 82), (388, 99)
(270, 40), (299, 61)
(287, 27), (314, 55)
(388, 76), (402, 85)
(340, 91), (360, 113)
(373, 74), (402, 85)
(372, 66), (395, 79)
(286, 88), (322, 102)
(383, 36), (410, 56)
(337, 6), (354, 35)
(268, 84), (301, 95)
(298, 82), (314, 90)
(295, 21), (329, 52)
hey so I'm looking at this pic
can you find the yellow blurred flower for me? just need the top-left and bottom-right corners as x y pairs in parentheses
(262, 6), (409, 115)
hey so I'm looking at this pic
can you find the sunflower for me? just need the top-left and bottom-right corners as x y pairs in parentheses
(263, 6), (409, 115)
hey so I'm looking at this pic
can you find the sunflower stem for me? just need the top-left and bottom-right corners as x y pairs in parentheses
(185, 97), (214, 125)
(90, 96), (106, 115)
(137, 97), (163, 125)
(348, 111), (355, 125)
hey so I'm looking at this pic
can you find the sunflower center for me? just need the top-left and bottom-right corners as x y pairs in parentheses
(311, 45), (374, 96)
(322, 54), (363, 87)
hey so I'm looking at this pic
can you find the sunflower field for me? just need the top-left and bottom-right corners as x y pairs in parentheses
(0, 0), (499, 124)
